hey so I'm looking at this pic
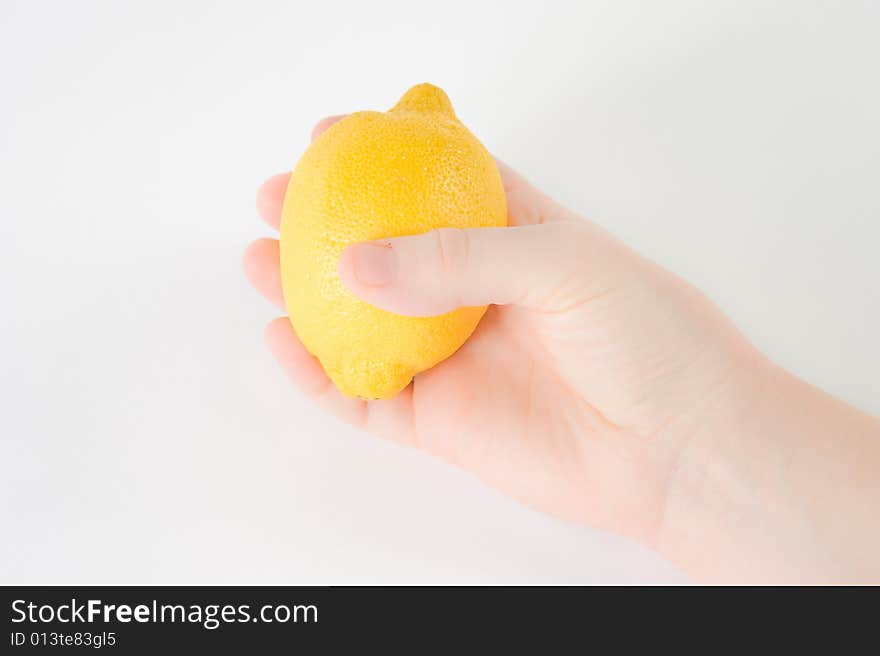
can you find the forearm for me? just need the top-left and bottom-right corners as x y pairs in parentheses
(656, 354), (880, 583)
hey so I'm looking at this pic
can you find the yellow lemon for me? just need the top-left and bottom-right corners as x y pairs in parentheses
(280, 83), (507, 399)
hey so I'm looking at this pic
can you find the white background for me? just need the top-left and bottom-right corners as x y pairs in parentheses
(2, 1), (878, 583)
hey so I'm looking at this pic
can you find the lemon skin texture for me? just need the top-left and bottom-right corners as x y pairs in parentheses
(280, 84), (507, 400)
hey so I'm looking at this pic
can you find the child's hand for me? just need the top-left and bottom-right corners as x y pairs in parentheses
(245, 117), (880, 582)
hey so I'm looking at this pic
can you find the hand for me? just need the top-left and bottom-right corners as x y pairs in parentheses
(244, 116), (755, 544)
(245, 116), (880, 582)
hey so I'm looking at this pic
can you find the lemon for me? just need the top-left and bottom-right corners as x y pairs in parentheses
(280, 84), (507, 399)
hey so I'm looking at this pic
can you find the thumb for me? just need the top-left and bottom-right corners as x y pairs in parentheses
(338, 221), (610, 316)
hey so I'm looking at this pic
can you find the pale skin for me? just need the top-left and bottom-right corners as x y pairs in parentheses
(244, 116), (880, 583)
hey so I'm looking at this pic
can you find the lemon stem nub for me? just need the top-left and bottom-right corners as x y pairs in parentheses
(390, 83), (456, 118)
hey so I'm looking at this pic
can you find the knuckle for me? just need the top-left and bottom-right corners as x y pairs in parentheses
(432, 228), (470, 277)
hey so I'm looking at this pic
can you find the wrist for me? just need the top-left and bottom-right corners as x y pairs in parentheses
(651, 351), (850, 582)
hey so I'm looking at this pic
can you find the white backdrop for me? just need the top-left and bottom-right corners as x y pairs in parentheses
(2, 1), (878, 583)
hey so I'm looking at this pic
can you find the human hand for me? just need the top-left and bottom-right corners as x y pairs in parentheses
(245, 116), (880, 582)
(244, 116), (758, 546)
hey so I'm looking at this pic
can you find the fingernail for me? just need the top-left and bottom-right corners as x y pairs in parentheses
(351, 242), (396, 286)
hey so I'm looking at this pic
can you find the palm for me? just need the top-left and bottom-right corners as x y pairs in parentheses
(411, 303), (604, 518)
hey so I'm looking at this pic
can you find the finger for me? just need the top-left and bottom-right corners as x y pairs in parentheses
(311, 114), (346, 141)
(243, 238), (284, 309)
(339, 221), (619, 316)
(264, 317), (417, 446)
(256, 173), (289, 230)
